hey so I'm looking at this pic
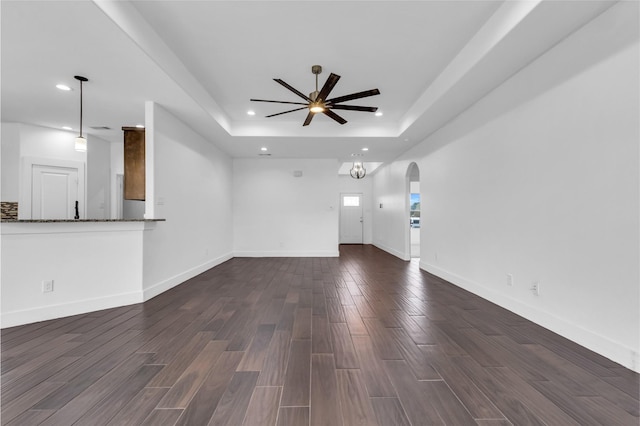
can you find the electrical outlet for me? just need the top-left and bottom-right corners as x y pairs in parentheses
(506, 274), (513, 287)
(42, 280), (54, 293)
(531, 281), (540, 296)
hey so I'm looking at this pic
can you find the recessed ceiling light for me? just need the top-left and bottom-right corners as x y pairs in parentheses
(135, 124), (145, 128)
(56, 84), (71, 91)
(62, 126), (72, 130)
(247, 110), (256, 116)
(261, 147), (268, 151)
(375, 111), (383, 117)
(361, 147), (369, 151)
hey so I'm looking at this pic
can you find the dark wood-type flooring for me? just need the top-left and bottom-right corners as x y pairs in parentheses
(2, 245), (638, 425)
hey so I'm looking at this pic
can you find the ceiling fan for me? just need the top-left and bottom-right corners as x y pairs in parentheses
(250, 65), (380, 126)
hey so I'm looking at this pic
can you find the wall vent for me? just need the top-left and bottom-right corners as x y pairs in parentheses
(90, 126), (111, 130)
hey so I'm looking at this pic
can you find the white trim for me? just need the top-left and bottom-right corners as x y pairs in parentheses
(233, 250), (339, 258)
(143, 252), (234, 301)
(420, 261), (640, 373)
(144, 101), (155, 219)
(1, 291), (143, 329)
(373, 242), (409, 261)
(405, 162), (419, 261)
(1, 221), (147, 235)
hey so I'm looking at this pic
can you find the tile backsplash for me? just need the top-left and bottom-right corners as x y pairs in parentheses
(1, 202), (18, 220)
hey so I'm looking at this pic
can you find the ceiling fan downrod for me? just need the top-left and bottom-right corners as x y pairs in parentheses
(310, 65), (322, 102)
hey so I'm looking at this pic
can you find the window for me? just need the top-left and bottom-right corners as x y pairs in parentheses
(410, 193), (420, 228)
(343, 196), (360, 207)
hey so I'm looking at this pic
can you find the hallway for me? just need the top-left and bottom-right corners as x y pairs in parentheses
(2, 245), (638, 425)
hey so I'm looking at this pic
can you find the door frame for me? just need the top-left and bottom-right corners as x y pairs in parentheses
(20, 157), (86, 220)
(339, 192), (364, 244)
(404, 162), (420, 260)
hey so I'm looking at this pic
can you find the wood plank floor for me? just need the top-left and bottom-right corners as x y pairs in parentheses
(2, 245), (638, 425)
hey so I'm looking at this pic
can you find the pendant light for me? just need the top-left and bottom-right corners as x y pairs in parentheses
(350, 161), (366, 179)
(74, 75), (89, 152)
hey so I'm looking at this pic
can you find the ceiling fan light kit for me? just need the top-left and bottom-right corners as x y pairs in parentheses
(250, 65), (380, 126)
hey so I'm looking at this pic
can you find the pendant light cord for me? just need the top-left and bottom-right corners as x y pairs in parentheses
(79, 80), (83, 138)
(74, 75), (88, 138)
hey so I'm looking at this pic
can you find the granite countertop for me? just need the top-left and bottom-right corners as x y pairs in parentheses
(1, 219), (166, 223)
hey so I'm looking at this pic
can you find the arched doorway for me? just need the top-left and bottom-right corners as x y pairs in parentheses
(405, 162), (420, 259)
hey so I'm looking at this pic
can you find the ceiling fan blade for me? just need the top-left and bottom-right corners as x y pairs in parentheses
(329, 105), (378, 112)
(323, 109), (347, 125)
(317, 73), (340, 101)
(265, 107), (308, 118)
(302, 111), (314, 126)
(274, 79), (312, 102)
(327, 88), (380, 105)
(251, 99), (309, 106)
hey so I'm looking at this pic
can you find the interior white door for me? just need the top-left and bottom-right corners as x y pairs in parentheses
(32, 164), (79, 219)
(340, 193), (363, 244)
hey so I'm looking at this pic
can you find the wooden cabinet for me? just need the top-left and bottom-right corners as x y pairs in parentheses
(122, 127), (145, 200)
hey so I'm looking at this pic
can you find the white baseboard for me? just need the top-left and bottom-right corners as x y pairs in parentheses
(421, 262), (640, 373)
(1, 291), (143, 329)
(373, 242), (409, 261)
(233, 250), (339, 258)
(143, 252), (234, 301)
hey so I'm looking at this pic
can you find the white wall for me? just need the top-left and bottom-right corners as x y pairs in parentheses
(18, 124), (86, 162)
(338, 174), (373, 244)
(142, 102), (234, 299)
(372, 161), (413, 260)
(1, 123), (20, 201)
(373, 2), (639, 370)
(233, 158), (339, 256)
(86, 135), (111, 219)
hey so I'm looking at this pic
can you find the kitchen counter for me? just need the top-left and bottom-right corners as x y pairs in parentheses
(1, 218), (165, 223)
(1, 218), (164, 327)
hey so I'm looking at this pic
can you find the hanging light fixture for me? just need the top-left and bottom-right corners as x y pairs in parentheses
(350, 161), (366, 179)
(74, 75), (89, 152)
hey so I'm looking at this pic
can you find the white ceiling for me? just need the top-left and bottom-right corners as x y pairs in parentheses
(1, 0), (615, 164)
